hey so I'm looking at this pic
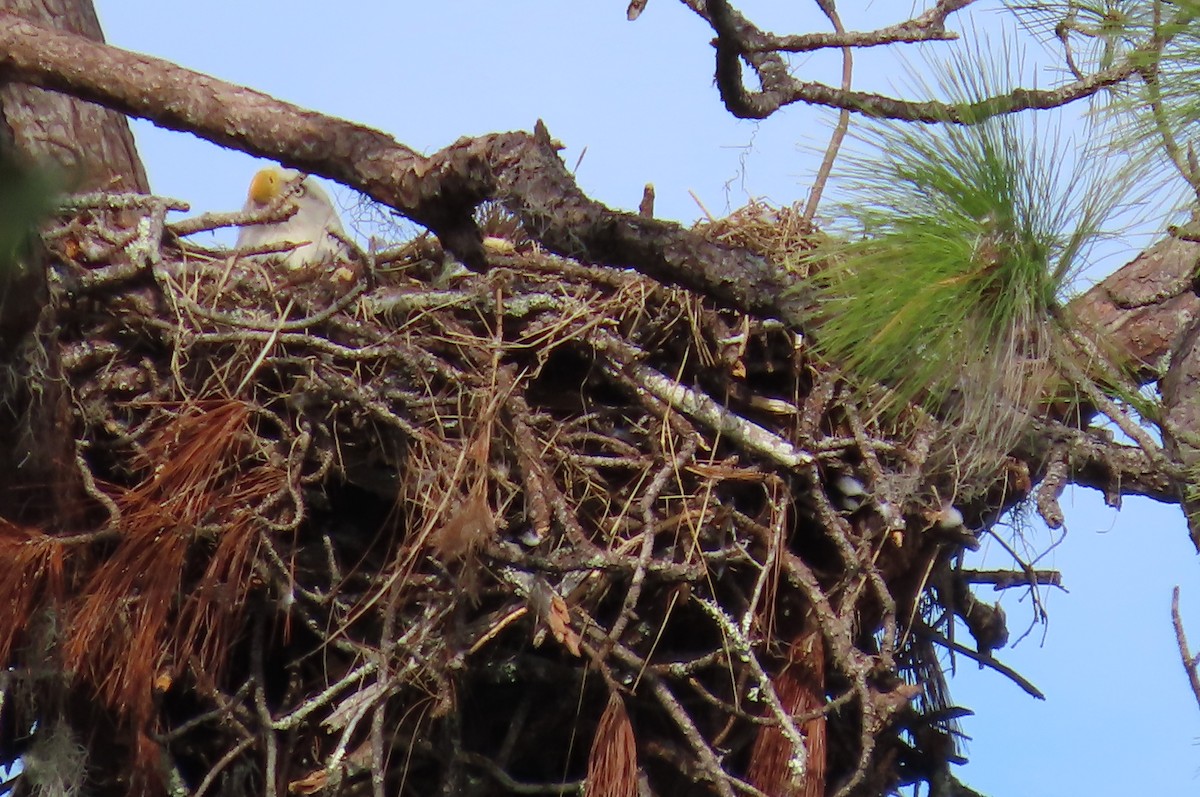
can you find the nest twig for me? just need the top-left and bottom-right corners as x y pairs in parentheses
(0, 194), (1062, 797)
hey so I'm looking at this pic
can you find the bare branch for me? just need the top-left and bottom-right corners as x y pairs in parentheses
(1172, 587), (1200, 712)
(593, 331), (814, 467)
(915, 624), (1045, 700)
(690, 0), (1137, 121)
(803, 0), (853, 221)
(745, 0), (975, 54)
(962, 569), (1064, 589)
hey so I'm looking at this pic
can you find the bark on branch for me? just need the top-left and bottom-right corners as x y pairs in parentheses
(0, 13), (805, 325)
(0, 11), (1195, 522)
(689, 0), (1136, 121)
(0, 0), (146, 191)
(1172, 586), (1200, 713)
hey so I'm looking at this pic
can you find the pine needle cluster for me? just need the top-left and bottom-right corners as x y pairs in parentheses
(798, 43), (1131, 473)
(1012, 0), (1200, 199)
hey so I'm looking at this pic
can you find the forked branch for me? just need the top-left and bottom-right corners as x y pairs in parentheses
(686, 0), (1137, 121)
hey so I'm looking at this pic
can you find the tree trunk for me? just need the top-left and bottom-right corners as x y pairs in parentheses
(0, 0), (146, 530)
(0, 0), (147, 191)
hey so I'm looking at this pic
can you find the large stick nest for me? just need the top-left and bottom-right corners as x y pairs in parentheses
(0, 194), (1045, 797)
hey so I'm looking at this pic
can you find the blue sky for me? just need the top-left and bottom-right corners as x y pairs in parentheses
(93, 2), (1200, 793)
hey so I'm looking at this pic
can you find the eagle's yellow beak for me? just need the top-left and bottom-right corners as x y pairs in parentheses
(247, 168), (284, 205)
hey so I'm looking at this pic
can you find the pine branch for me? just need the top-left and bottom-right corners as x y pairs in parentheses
(0, 13), (805, 325)
(690, 0), (1137, 121)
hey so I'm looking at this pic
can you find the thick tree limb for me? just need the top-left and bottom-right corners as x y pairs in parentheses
(1161, 313), (1200, 547)
(1020, 419), (1183, 505)
(1071, 234), (1200, 379)
(0, 11), (1195, 525)
(0, 13), (806, 325)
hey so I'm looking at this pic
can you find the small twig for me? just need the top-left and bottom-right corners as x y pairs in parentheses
(1055, 10), (1086, 81)
(1050, 337), (1164, 465)
(962, 569), (1063, 589)
(168, 200), (298, 238)
(1171, 586), (1200, 712)
(915, 623), (1045, 700)
(686, 676), (773, 724)
(742, 478), (785, 637)
(58, 192), (189, 212)
(639, 183), (655, 218)
(647, 677), (737, 797)
(65, 444), (122, 539)
(234, 298), (293, 395)
(1036, 444), (1069, 528)
(156, 681), (254, 742)
(252, 613), (280, 797)
(694, 597), (809, 780)
(323, 681), (385, 783)
(458, 751), (584, 794)
(159, 265), (369, 334)
(978, 526), (1051, 629)
(372, 581), (402, 797)
(804, 0), (853, 221)
(607, 434), (697, 654)
(192, 737), (255, 797)
(129, 200), (169, 268)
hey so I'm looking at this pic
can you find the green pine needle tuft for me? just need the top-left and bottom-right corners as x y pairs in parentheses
(1012, 1), (1200, 202)
(797, 39), (1132, 469)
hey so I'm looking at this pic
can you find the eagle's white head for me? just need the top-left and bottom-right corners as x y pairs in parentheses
(235, 167), (347, 272)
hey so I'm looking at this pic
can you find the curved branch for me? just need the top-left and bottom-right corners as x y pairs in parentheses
(0, 13), (806, 325)
(1172, 587), (1200, 713)
(694, 0), (1136, 121)
(0, 11), (1193, 524)
(726, 0), (973, 53)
